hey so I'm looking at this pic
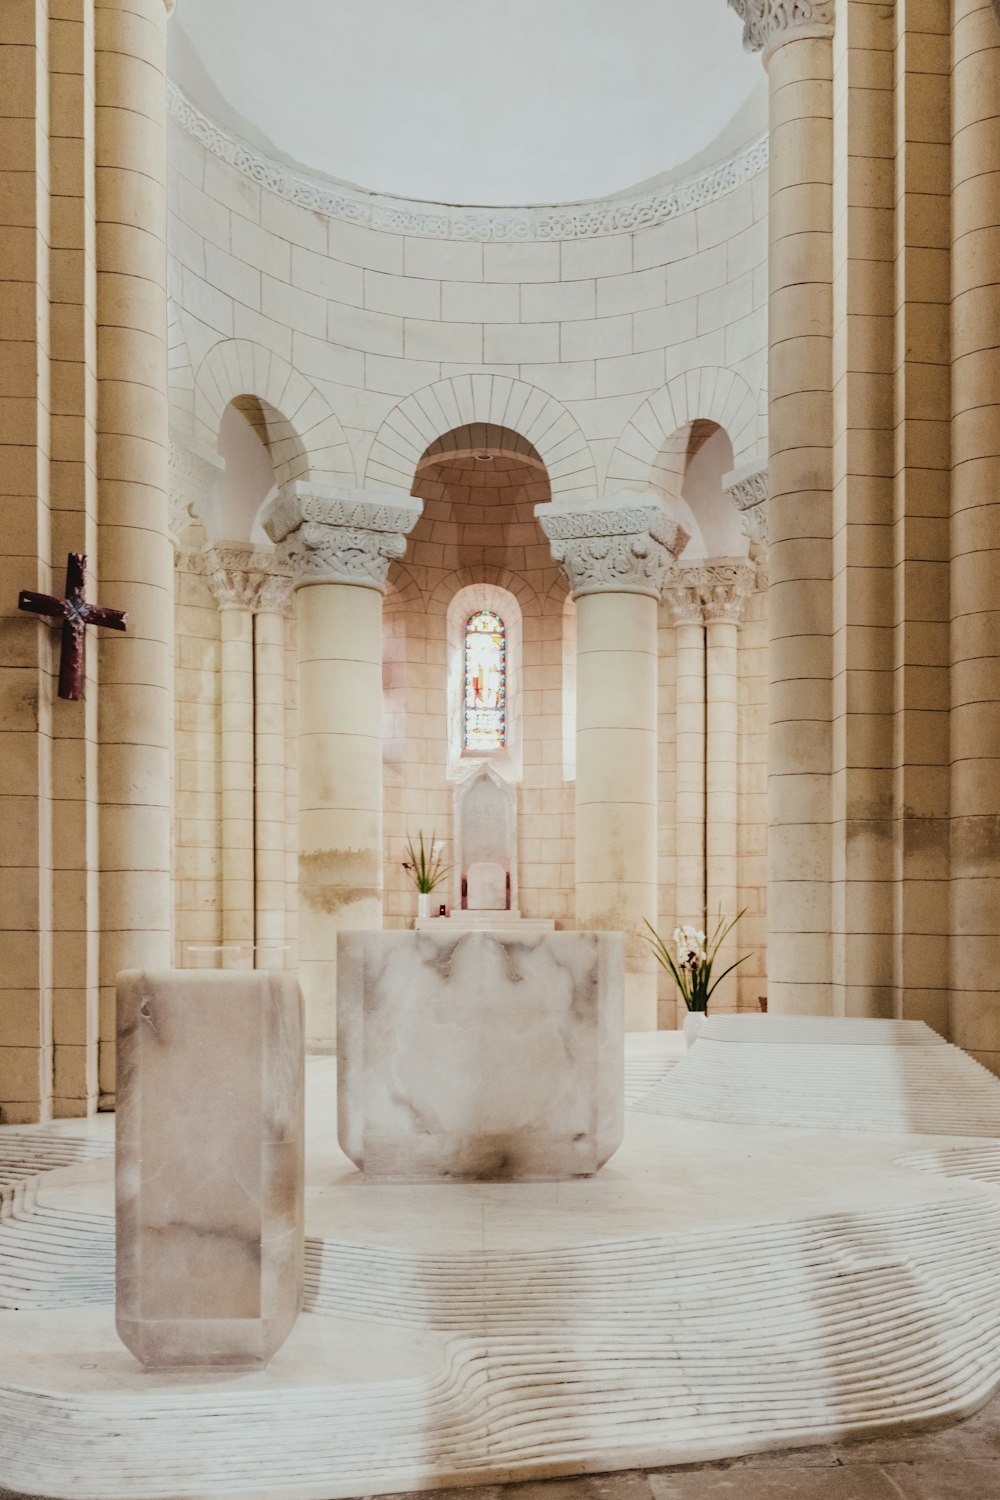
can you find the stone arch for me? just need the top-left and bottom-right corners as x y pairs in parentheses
(193, 338), (355, 487)
(605, 366), (762, 495)
(427, 565), (540, 620)
(364, 375), (597, 500)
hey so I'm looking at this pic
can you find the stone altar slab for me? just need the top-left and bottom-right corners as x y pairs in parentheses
(337, 929), (624, 1180)
(116, 969), (305, 1370)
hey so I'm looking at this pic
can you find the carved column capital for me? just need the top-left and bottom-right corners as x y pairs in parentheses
(724, 461), (769, 547)
(728, 0), (835, 59)
(263, 483), (422, 592)
(205, 543), (294, 614)
(663, 560), (758, 627)
(168, 437), (222, 550)
(535, 495), (689, 601)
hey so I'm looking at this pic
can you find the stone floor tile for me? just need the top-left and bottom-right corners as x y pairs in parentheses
(879, 1459), (1000, 1498)
(647, 1465), (908, 1498)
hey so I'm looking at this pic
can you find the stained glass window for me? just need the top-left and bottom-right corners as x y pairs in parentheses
(464, 610), (506, 751)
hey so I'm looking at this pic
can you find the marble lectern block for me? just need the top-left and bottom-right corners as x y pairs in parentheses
(116, 970), (304, 1370)
(338, 930), (624, 1180)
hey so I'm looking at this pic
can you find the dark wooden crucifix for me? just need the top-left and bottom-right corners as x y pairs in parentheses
(18, 553), (127, 701)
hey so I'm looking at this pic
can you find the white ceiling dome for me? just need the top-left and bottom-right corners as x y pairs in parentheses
(168, 0), (764, 207)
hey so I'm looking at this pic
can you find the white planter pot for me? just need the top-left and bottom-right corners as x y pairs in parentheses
(417, 892), (431, 920)
(683, 1011), (707, 1048)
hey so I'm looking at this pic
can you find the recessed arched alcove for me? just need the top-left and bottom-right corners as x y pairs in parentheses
(656, 418), (744, 560)
(381, 421), (575, 934)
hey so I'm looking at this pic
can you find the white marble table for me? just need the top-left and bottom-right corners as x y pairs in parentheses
(337, 929), (624, 1180)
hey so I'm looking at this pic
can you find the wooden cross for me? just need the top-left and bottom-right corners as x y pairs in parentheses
(18, 553), (127, 701)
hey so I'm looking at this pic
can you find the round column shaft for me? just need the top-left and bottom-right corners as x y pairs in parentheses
(219, 609), (255, 967)
(950, 0), (1000, 1067)
(254, 609), (289, 967)
(95, 0), (173, 1098)
(538, 496), (688, 1031)
(265, 484), (421, 1046)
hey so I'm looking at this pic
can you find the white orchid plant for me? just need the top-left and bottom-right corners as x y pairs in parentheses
(643, 910), (749, 1013)
(401, 831), (450, 894)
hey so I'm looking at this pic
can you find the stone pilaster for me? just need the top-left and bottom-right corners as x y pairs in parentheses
(264, 484), (421, 1046)
(537, 497), (688, 1030)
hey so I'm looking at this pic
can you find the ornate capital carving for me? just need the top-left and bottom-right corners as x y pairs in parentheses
(663, 560), (758, 627)
(728, 0), (834, 58)
(168, 437), (221, 550)
(263, 483), (422, 592)
(724, 461), (769, 547)
(205, 544), (293, 613)
(535, 496), (689, 601)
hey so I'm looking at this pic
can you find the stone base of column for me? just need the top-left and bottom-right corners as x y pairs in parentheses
(116, 970), (304, 1370)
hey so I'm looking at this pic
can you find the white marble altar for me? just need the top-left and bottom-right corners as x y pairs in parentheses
(116, 969), (304, 1369)
(337, 929), (624, 1179)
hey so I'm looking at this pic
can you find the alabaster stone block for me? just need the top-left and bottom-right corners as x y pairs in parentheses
(338, 929), (624, 1181)
(116, 969), (304, 1370)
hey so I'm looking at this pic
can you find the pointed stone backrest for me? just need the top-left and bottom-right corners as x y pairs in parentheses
(454, 763), (516, 911)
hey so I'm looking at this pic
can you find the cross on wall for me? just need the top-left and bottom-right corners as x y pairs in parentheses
(18, 553), (128, 701)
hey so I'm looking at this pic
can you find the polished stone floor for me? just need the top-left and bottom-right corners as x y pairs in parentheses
(4, 1023), (1000, 1500)
(329, 1390), (1000, 1497)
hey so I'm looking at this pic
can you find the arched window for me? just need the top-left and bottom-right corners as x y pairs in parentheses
(464, 610), (506, 751)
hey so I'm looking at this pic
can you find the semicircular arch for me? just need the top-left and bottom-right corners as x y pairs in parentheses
(364, 375), (597, 501)
(192, 338), (355, 488)
(605, 366), (762, 496)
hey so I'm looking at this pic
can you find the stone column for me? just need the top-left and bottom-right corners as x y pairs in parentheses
(537, 497), (688, 1031)
(95, 0), (174, 1100)
(730, 0), (836, 1016)
(253, 581), (295, 969)
(264, 485), (421, 1047)
(662, 577), (708, 1021)
(703, 564), (756, 1013)
(206, 545), (292, 971)
(950, 0), (1000, 1069)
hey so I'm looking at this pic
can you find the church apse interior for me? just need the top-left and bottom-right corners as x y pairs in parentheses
(2, 1), (1000, 1497)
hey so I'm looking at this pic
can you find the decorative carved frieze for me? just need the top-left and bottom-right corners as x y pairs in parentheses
(167, 82), (768, 244)
(536, 497), (689, 601)
(663, 561), (758, 627)
(168, 438), (221, 550)
(724, 462), (769, 547)
(205, 543), (293, 613)
(263, 484), (422, 592)
(728, 0), (835, 56)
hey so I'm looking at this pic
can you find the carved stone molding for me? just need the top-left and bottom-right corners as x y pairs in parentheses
(168, 437), (221, 550)
(263, 483), (422, 592)
(724, 461), (769, 547)
(663, 560), (758, 627)
(728, 0), (835, 58)
(167, 82), (768, 244)
(205, 543), (293, 614)
(536, 496), (689, 601)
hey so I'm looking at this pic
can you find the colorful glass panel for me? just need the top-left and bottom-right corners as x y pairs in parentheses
(464, 610), (506, 751)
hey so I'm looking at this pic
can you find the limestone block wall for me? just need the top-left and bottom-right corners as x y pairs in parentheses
(162, 85), (771, 1020)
